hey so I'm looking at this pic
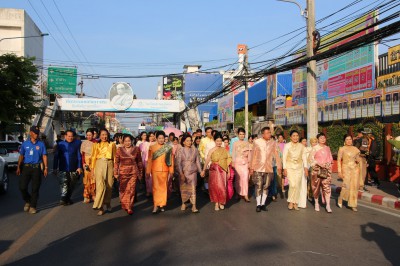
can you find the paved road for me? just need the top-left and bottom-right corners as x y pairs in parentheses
(1, 165), (399, 266)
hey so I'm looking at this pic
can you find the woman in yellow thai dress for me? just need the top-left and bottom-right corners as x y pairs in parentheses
(81, 128), (97, 203)
(337, 134), (361, 212)
(201, 132), (232, 211)
(146, 131), (174, 214)
(90, 128), (117, 216)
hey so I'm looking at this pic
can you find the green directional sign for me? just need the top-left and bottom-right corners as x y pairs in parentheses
(47, 67), (77, 95)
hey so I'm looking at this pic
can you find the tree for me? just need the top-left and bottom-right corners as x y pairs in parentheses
(0, 54), (40, 139)
(234, 111), (253, 133)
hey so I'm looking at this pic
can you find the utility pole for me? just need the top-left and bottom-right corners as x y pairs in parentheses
(244, 60), (249, 140)
(306, 0), (318, 140)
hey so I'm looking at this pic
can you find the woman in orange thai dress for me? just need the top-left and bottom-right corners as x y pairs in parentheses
(146, 131), (174, 214)
(114, 134), (143, 215)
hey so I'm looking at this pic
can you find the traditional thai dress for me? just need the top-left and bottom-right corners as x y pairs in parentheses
(208, 147), (232, 205)
(309, 144), (333, 202)
(90, 141), (117, 209)
(283, 142), (307, 205)
(337, 146), (360, 208)
(175, 146), (202, 205)
(232, 140), (251, 197)
(304, 146), (314, 200)
(199, 137), (214, 163)
(140, 141), (156, 194)
(114, 146), (143, 211)
(81, 139), (97, 201)
(146, 144), (174, 207)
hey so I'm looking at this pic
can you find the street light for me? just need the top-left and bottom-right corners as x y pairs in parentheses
(277, 0), (317, 140)
(0, 33), (49, 43)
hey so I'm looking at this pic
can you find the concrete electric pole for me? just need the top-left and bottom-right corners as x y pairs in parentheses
(306, 0), (318, 140)
(277, 0), (318, 140)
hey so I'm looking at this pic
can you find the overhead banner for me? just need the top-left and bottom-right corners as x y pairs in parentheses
(163, 75), (184, 100)
(57, 98), (184, 113)
(218, 93), (234, 123)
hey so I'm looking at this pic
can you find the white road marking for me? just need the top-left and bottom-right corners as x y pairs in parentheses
(358, 202), (400, 218)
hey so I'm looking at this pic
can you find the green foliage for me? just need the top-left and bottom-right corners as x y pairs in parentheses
(0, 54), (40, 124)
(392, 123), (400, 138)
(234, 111), (253, 133)
(326, 124), (349, 156)
(205, 120), (218, 127)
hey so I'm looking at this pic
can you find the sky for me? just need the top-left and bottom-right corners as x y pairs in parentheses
(1, 0), (398, 130)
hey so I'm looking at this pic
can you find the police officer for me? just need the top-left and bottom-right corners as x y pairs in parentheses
(16, 126), (48, 214)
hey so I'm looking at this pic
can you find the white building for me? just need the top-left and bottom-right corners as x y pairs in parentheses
(0, 8), (45, 97)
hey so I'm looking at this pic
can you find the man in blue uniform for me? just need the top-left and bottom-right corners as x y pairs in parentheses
(53, 130), (82, 205)
(16, 126), (48, 214)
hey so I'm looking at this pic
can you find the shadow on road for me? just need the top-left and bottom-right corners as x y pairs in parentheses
(360, 222), (400, 265)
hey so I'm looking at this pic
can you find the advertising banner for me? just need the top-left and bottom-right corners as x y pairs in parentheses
(388, 44), (400, 65)
(291, 11), (376, 106)
(218, 93), (234, 123)
(163, 75), (184, 100)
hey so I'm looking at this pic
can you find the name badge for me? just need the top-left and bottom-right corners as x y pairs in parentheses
(29, 149), (33, 156)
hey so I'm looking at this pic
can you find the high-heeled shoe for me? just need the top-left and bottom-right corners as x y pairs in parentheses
(293, 204), (299, 211)
(326, 207), (332, 213)
(152, 207), (159, 214)
(181, 204), (187, 211)
(97, 208), (105, 216)
(351, 207), (358, 212)
(288, 202), (293, 210)
(314, 203), (320, 212)
(338, 203), (343, 208)
(219, 204), (225, 210)
(215, 204), (219, 211)
(127, 210), (133, 215)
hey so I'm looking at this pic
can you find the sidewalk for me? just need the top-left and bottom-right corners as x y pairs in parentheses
(330, 173), (400, 210)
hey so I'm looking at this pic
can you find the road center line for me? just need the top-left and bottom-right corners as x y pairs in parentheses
(0, 206), (61, 264)
(358, 203), (400, 218)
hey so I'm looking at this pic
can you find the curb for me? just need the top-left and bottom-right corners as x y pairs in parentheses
(331, 184), (400, 210)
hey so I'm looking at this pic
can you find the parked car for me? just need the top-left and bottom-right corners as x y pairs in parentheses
(0, 148), (9, 194)
(0, 141), (21, 168)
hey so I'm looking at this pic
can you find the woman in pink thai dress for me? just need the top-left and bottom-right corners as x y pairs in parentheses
(309, 133), (334, 213)
(139, 132), (156, 197)
(232, 128), (252, 202)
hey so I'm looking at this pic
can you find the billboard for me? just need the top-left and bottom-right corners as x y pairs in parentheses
(184, 73), (223, 120)
(291, 11), (376, 106)
(163, 75), (184, 100)
(218, 93), (234, 123)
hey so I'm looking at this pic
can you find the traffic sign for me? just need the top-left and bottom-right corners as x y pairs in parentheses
(47, 67), (77, 95)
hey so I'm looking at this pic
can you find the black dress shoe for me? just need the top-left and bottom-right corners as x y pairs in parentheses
(256, 205), (261, 212)
(59, 200), (67, 206)
(261, 205), (268, 211)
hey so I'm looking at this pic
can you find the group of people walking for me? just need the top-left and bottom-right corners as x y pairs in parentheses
(16, 124), (394, 216)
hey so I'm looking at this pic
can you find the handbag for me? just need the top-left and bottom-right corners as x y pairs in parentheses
(317, 166), (328, 179)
